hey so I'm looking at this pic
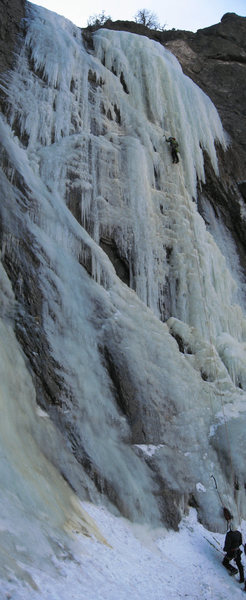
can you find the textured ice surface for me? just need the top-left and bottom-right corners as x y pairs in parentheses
(1, 2), (246, 587)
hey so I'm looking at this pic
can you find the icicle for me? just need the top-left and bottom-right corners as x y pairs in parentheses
(2, 3), (246, 541)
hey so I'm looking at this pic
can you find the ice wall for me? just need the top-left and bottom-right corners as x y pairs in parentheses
(0, 264), (108, 589)
(5, 4), (243, 345)
(1, 3), (246, 579)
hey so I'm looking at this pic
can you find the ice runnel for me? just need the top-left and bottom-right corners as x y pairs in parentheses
(2, 4), (230, 322)
(1, 4), (246, 572)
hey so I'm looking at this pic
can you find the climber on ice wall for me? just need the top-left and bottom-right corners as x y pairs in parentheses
(166, 136), (179, 163)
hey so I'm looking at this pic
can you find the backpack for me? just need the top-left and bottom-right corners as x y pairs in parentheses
(224, 530), (242, 552)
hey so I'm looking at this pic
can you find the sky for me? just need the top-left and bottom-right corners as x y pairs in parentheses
(30, 0), (246, 31)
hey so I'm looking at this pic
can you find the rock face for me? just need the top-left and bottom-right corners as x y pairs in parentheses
(1, 4), (246, 539)
(0, 0), (25, 72)
(163, 13), (246, 180)
(1, 8), (245, 198)
(103, 13), (246, 178)
(102, 13), (246, 301)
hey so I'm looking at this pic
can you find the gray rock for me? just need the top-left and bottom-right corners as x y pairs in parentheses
(0, 0), (25, 73)
(1, 5), (246, 534)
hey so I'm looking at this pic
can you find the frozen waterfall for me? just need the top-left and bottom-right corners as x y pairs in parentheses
(1, 2), (246, 584)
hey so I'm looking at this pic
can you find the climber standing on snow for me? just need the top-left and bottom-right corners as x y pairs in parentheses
(222, 522), (246, 588)
(166, 136), (179, 164)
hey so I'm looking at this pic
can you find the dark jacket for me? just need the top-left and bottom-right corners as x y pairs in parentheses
(167, 137), (179, 151)
(224, 530), (242, 553)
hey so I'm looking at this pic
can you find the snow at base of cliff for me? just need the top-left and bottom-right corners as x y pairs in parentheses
(2, 506), (246, 600)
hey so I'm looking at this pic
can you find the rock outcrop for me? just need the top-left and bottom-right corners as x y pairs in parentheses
(1, 4), (246, 534)
(0, 0), (25, 72)
(1, 7), (245, 178)
(100, 13), (246, 293)
(102, 13), (246, 178)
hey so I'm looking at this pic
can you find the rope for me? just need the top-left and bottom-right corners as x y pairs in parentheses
(210, 475), (225, 508)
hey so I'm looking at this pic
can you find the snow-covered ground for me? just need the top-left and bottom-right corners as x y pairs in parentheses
(1, 6), (246, 599)
(2, 506), (246, 600)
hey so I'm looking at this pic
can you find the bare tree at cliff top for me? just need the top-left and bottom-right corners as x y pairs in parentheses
(134, 8), (165, 30)
(87, 10), (112, 28)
